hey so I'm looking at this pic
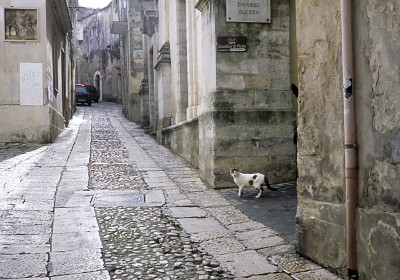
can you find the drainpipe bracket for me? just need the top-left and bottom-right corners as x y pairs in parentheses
(344, 144), (358, 149)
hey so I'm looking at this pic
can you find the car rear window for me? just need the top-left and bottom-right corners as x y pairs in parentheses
(76, 86), (88, 93)
(86, 86), (98, 93)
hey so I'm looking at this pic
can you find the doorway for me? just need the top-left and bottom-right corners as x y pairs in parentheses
(94, 71), (102, 102)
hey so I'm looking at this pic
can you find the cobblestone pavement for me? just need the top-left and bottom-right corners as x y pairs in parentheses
(0, 102), (343, 280)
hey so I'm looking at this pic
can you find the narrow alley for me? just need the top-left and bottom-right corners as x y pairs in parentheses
(0, 103), (342, 280)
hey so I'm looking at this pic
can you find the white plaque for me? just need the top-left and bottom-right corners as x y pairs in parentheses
(226, 0), (271, 23)
(20, 63), (43, 105)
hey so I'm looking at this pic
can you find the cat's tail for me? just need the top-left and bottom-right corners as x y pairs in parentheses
(264, 175), (277, 191)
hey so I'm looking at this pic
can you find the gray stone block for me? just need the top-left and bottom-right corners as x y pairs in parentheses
(177, 217), (226, 233)
(168, 207), (207, 218)
(49, 249), (105, 276)
(0, 253), (47, 279)
(214, 250), (278, 277)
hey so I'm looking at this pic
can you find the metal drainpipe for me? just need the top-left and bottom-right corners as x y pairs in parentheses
(341, 0), (358, 278)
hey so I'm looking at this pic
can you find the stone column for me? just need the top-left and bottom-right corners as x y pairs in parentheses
(196, 0), (296, 188)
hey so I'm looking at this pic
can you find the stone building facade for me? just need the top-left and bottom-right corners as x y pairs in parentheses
(111, 0), (145, 121)
(116, 1), (399, 278)
(72, 2), (121, 103)
(0, 0), (74, 143)
(295, 1), (400, 279)
(139, 0), (297, 188)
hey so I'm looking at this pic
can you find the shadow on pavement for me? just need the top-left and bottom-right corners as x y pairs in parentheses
(218, 182), (297, 244)
(0, 143), (46, 163)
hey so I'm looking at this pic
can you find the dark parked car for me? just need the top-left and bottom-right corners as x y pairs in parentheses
(75, 84), (100, 105)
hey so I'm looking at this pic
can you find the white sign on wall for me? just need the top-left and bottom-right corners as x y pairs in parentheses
(226, 0), (271, 23)
(20, 63), (43, 105)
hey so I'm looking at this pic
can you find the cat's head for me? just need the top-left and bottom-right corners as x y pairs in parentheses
(229, 168), (239, 177)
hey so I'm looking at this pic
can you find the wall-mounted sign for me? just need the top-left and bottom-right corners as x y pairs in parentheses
(226, 0), (271, 23)
(217, 36), (247, 52)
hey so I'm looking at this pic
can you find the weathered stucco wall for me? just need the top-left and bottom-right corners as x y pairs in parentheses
(354, 1), (400, 279)
(0, 0), (72, 143)
(296, 0), (400, 278)
(295, 0), (346, 272)
(0, 1), (48, 143)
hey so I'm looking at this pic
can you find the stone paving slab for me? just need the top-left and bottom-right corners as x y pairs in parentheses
(169, 198), (196, 207)
(13, 200), (54, 211)
(52, 216), (99, 233)
(49, 249), (105, 276)
(258, 244), (297, 257)
(51, 270), (110, 280)
(0, 244), (50, 254)
(0, 253), (48, 279)
(0, 234), (50, 246)
(6, 278), (49, 280)
(227, 220), (266, 232)
(177, 217), (227, 233)
(54, 207), (95, 219)
(270, 254), (322, 274)
(207, 205), (253, 225)
(168, 206), (207, 218)
(238, 274), (293, 280)
(236, 228), (288, 250)
(292, 269), (344, 280)
(189, 193), (232, 207)
(201, 237), (246, 255)
(214, 250), (278, 277)
(147, 181), (178, 189)
(189, 230), (232, 242)
(0, 223), (51, 235)
(62, 193), (93, 208)
(0, 210), (52, 221)
(51, 230), (102, 252)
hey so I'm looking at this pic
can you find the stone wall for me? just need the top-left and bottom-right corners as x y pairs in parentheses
(162, 119), (199, 168)
(296, 0), (400, 278)
(295, 0), (346, 272)
(122, 0), (144, 122)
(198, 0), (297, 188)
(354, 1), (400, 279)
(141, 0), (296, 188)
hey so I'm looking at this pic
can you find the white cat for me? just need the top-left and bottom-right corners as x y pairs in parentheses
(229, 168), (277, 198)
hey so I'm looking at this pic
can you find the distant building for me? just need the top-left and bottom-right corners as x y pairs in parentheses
(0, 0), (74, 143)
(110, 0), (144, 121)
(72, 2), (121, 103)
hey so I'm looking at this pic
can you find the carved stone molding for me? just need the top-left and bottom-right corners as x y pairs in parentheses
(195, 0), (210, 12)
(155, 42), (171, 70)
(141, 2), (158, 35)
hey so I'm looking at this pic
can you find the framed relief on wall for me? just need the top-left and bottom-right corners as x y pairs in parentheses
(4, 8), (39, 41)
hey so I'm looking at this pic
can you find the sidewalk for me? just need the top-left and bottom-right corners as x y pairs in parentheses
(0, 103), (342, 280)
